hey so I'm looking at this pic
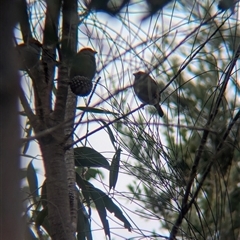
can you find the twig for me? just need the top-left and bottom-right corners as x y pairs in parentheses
(18, 86), (38, 127)
(169, 28), (240, 240)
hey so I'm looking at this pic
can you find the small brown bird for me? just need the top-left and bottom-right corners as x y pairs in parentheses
(133, 71), (164, 117)
(15, 38), (42, 71)
(69, 48), (97, 96)
(70, 48), (97, 80)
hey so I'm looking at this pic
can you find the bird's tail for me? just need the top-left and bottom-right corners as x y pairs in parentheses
(154, 104), (164, 117)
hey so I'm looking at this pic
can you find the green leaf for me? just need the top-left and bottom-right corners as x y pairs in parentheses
(74, 146), (110, 170)
(109, 148), (121, 190)
(82, 181), (132, 235)
(87, 183), (110, 238)
(36, 208), (51, 236)
(35, 207), (48, 229)
(27, 160), (38, 201)
(99, 120), (116, 148)
(76, 172), (91, 208)
(77, 198), (92, 240)
(77, 106), (116, 115)
(105, 197), (132, 232)
(84, 168), (104, 181)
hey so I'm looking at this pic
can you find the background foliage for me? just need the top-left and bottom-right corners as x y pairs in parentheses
(14, 0), (240, 239)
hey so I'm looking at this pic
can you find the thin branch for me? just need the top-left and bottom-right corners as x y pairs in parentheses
(53, 0), (78, 122)
(160, 15), (229, 95)
(169, 31), (240, 240)
(187, 108), (240, 211)
(210, 43), (240, 121)
(42, 0), (62, 115)
(17, 0), (32, 42)
(64, 107), (141, 150)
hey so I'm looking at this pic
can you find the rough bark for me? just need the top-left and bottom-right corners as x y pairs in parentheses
(39, 134), (73, 240)
(61, 0), (78, 231)
(17, 0), (76, 239)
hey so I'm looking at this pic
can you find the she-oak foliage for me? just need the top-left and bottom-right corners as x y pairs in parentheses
(18, 0), (240, 240)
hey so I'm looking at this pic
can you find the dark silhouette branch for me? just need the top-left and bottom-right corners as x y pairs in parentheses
(169, 42), (240, 240)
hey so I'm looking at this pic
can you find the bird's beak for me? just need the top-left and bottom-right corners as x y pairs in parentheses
(133, 73), (136, 76)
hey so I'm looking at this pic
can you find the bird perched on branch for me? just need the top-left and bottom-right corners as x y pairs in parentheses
(133, 71), (164, 117)
(69, 48), (97, 96)
(15, 38), (42, 71)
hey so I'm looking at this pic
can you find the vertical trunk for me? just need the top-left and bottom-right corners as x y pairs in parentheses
(39, 133), (73, 240)
(64, 89), (77, 229)
(61, 0), (78, 231)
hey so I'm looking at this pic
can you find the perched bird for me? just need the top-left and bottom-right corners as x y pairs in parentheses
(133, 71), (164, 117)
(15, 38), (42, 71)
(144, 0), (172, 19)
(218, 0), (237, 13)
(70, 48), (97, 80)
(86, 0), (130, 15)
(69, 48), (97, 96)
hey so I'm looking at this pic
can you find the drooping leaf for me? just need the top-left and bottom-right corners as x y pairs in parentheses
(74, 146), (110, 170)
(76, 172), (91, 208)
(103, 193), (132, 232)
(99, 119), (116, 148)
(87, 184), (110, 238)
(27, 160), (38, 201)
(109, 148), (121, 190)
(84, 168), (104, 181)
(77, 198), (92, 240)
(83, 181), (132, 234)
(37, 207), (51, 236)
(35, 208), (48, 230)
(96, 187), (132, 232)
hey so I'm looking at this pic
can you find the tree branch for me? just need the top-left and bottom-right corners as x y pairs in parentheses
(169, 36), (240, 240)
(17, 0), (32, 42)
(18, 85), (38, 127)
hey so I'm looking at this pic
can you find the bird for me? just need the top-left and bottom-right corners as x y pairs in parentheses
(15, 38), (42, 71)
(218, 0), (237, 13)
(69, 48), (97, 96)
(133, 71), (164, 117)
(144, 0), (172, 19)
(70, 47), (97, 80)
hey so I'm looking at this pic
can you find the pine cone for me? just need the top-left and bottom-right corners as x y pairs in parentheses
(70, 76), (93, 96)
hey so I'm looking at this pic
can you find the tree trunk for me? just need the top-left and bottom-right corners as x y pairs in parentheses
(39, 133), (73, 240)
